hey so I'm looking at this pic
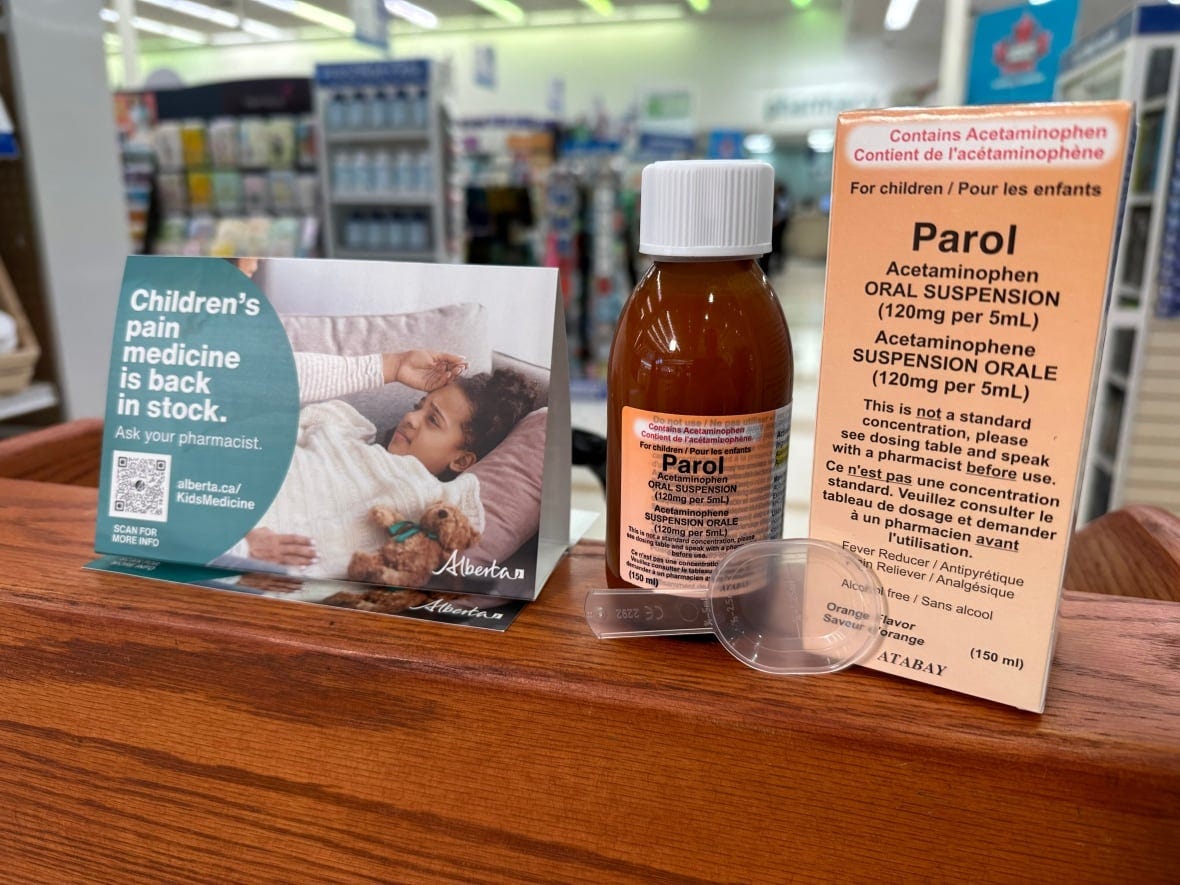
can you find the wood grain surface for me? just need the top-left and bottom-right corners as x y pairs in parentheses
(0, 418), (104, 486)
(0, 477), (1177, 883)
(1065, 504), (1180, 601)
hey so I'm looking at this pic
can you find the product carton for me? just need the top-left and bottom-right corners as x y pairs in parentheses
(810, 102), (1133, 711)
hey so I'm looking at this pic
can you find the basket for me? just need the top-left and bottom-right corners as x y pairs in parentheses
(0, 256), (40, 395)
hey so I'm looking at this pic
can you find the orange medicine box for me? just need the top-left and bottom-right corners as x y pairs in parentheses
(809, 102), (1133, 711)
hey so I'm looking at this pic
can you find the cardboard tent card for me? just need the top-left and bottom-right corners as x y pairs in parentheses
(92, 255), (569, 603)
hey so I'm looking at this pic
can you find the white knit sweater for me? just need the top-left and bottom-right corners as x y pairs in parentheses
(224, 353), (484, 579)
(294, 351), (385, 404)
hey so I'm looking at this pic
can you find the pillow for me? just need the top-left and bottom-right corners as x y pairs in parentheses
(280, 303), (491, 434)
(464, 407), (548, 565)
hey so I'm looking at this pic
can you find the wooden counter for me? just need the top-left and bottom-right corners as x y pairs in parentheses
(0, 477), (1176, 882)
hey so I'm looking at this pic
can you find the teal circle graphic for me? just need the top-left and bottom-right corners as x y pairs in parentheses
(97, 256), (299, 564)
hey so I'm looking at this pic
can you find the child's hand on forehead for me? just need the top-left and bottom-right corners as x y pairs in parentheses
(383, 350), (468, 391)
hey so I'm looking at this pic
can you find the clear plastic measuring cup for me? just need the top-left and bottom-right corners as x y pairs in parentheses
(585, 538), (886, 675)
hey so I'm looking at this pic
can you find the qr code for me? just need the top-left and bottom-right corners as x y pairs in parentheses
(109, 450), (172, 522)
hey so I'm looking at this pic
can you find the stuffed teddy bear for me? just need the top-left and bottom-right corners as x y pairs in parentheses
(346, 500), (480, 587)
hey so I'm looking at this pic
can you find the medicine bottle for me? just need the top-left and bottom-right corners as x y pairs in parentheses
(606, 160), (794, 589)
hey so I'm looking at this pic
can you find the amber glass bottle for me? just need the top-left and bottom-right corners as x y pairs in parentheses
(606, 161), (793, 589)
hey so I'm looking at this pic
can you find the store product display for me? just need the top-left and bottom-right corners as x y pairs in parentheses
(331, 146), (435, 197)
(113, 92), (157, 253)
(151, 115), (319, 257)
(323, 85), (429, 133)
(94, 84), (1145, 715)
(586, 123), (1128, 708)
(314, 60), (450, 262)
(112, 80), (320, 259)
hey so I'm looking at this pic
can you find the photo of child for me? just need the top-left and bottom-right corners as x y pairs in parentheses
(211, 257), (556, 594)
(221, 350), (537, 579)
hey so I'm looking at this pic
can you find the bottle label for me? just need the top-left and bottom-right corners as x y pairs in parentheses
(619, 404), (791, 589)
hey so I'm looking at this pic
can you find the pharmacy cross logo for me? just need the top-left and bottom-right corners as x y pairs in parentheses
(992, 12), (1052, 78)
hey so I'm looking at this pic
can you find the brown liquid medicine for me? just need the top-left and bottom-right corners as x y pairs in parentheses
(606, 160), (794, 589)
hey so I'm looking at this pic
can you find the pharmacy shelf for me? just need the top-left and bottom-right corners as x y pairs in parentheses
(0, 381), (58, 421)
(335, 248), (437, 263)
(329, 192), (436, 206)
(1058, 7), (1180, 523)
(314, 59), (452, 263)
(324, 129), (429, 145)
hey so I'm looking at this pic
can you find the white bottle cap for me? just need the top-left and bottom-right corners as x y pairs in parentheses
(639, 159), (774, 258)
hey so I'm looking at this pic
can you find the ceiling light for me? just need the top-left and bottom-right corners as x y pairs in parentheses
(521, 6), (681, 27)
(137, 0), (241, 29)
(410, 2), (680, 32)
(107, 4), (291, 42)
(387, 0), (439, 29)
(684, 0), (709, 11)
(241, 18), (289, 39)
(100, 8), (209, 44)
(291, 0), (357, 33)
(884, 0), (919, 31)
(468, 0), (525, 24)
(249, 0), (356, 35)
(791, 0), (813, 8)
(625, 4), (685, 21)
(579, 0), (615, 16)
(131, 15), (210, 44)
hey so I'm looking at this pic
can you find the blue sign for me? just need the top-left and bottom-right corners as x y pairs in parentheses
(0, 95), (18, 159)
(475, 45), (496, 90)
(349, 0), (390, 51)
(636, 132), (696, 159)
(559, 135), (623, 157)
(706, 130), (745, 160)
(967, 1), (1079, 104)
(314, 59), (430, 88)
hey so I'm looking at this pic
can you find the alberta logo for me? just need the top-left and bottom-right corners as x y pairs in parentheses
(409, 597), (505, 621)
(433, 550), (527, 581)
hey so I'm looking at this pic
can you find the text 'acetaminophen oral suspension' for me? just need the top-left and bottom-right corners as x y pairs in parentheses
(606, 160), (794, 589)
(810, 102), (1133, 711)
